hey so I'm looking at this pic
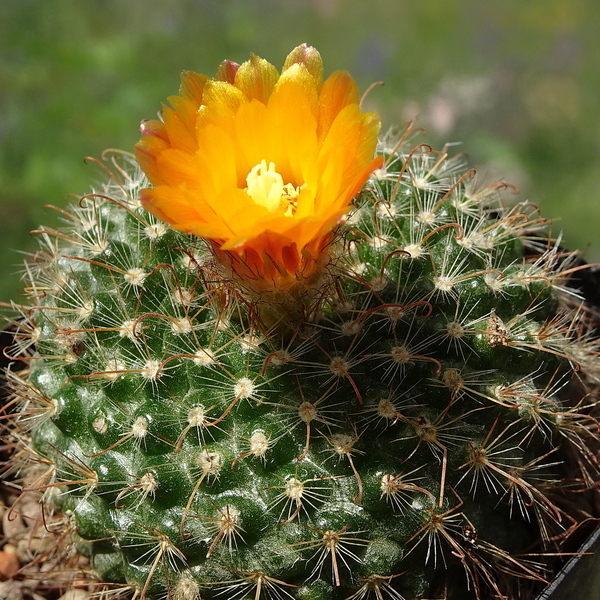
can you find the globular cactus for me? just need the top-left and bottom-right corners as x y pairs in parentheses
(3, 45), (600, 600)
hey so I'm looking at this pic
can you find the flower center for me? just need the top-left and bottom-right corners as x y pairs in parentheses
(245, 160), (299, 216)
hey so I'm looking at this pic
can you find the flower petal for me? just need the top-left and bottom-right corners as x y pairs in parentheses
(316, 104), (381, 211)
(134, 130), (169, 181)
(163, 99), (198, 153)
(179, 70), (209, 106)
(283, 44), (324, 88)
(234, 53), (279, 104)
(317, 70), (360, 142)
(215, 59), (239, 84)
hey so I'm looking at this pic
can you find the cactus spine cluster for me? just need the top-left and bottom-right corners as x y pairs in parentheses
(3, 124), (600, 600)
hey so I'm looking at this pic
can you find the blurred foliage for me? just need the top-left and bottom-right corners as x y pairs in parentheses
(2, 0), (600, 301)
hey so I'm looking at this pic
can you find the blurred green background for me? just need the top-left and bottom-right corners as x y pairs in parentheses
(2, 0), (600, 302)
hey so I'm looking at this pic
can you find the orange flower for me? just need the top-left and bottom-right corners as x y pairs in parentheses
(135, 44), (382, 293)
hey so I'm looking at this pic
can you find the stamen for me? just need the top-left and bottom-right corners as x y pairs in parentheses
(245, 160), (299, 216)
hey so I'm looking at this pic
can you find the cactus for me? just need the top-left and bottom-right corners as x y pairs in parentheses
(3, 45), (600, 600)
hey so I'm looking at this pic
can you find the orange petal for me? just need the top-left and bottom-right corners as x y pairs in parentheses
(274, 64), (319, 119)
(233, 98), (275, 177)
(163, 99), (198, 154)
(216, 60), (240, 84)
(317, 71), (360, 142)
(343, 154), (384, 200)
(154, 148), (203, 189)
(140, 186), (204, 227)
(234, 53), (279, 104)
(196, 81), (246, 138)
(283, 44), (323, 88)
(179, 70), (209, 107)
(212, 189), (274, 242)
(194, 124), (238, 200)
(134, 133), (170, 182)
(316, 104), (380, 209)
(139, 119), (168, 142)
(267, 78), (319, 186)
(293, 183), (317, 220)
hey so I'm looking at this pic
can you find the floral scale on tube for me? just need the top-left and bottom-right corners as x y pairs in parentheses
(135, 44), (383, 295)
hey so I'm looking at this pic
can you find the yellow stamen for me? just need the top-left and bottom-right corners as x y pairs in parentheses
(245, 160), (298, 216)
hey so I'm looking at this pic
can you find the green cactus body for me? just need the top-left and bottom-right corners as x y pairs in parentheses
(5, 129), (600, 600)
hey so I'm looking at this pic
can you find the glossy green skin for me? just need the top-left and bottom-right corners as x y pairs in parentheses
(21, 149), (580, 599)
